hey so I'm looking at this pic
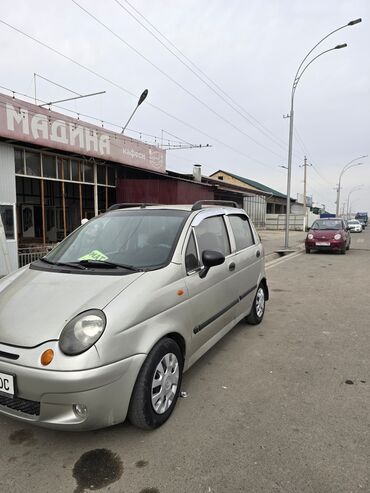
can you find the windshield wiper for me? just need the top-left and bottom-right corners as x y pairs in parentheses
(39, 258), (87, 270)
(78, 259), (140, 271)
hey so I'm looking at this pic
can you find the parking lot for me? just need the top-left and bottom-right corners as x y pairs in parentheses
(1, 228), (369, 493)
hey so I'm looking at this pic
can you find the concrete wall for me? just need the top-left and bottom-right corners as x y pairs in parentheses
(0, 143), (18, 275)
(266, 214), (305, 231)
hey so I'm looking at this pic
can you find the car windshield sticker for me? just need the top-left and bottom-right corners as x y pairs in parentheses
(79, 250), (109, 261)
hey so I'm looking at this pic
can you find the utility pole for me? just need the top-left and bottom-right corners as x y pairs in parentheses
(299, 156), (312, 230)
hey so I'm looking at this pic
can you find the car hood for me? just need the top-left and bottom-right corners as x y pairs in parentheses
(310, 230), (343, 239)
(0, 266), (144, 347)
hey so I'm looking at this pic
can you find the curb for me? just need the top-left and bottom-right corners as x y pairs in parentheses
(265, 243), (305, 264)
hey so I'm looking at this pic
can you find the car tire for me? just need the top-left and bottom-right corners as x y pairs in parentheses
(246, 284), (266, 325)
(346, 242), (350, 251)
(128, 338), (183, 430)
(340, 247), (346, 255)
(305, 247), (310, 254)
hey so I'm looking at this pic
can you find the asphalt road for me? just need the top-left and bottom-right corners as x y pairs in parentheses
(1, 228), (370, 493)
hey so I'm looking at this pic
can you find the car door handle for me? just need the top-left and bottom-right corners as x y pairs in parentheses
(256, 250), (261, 258)
(229, 262), (236, 271)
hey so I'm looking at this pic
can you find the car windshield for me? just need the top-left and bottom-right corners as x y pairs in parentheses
(45, 209), (189, 269)
(348, 220), (359, 225)
(311, 220), (343, 230)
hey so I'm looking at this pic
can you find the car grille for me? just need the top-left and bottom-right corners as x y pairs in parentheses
(0, 395), (40, 416)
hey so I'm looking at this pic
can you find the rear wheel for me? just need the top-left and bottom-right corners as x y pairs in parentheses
(246, 284), (266, 325)
(128, 338), (183, 430)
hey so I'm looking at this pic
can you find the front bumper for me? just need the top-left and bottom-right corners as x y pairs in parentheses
(305, 239), (346, 251)
(0, 353), (146, 430)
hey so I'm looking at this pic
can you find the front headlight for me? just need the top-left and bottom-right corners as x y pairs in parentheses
(307, 233), (314, 240)
(334, 234), (342, 240)
(59, 309), (106, 355)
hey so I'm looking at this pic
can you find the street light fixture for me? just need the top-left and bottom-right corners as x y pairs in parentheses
(284, 18), (362, 248)
(121, 89), (149, 134)
(346, 184), (364, 218)
(335, 155), (368, 216)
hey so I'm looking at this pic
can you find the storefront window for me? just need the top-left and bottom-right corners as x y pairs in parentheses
(57, 158), (71, 181)
(0, 205), (15, 240)
(14, 148), (25, 174)
(71, 160), (81, 181)
(107, 167), (116, 186)
(82, 184), (94, 220)
(83, 163), (94, 183)
(43, 155), (57, 178)
(25, 152), (41, 176)
(97, 165), (106, 184)
(98, 186), (106, 213)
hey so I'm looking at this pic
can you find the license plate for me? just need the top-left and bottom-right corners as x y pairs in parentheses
(0, 372), (15, 397)
(316, 242), (330, 246)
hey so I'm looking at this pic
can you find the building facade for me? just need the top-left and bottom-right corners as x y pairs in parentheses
(0, 92), (166, 275)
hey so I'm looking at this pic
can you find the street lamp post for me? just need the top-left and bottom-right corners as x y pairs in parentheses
(346, 185), (364, 218)
(121, 89), (149, 134)
(284, 18), (362, 248)
(335, 156), (367, 216)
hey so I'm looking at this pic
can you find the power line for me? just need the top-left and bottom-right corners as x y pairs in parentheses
(72, 0), (286, 161)
(112, 0), (289, 155)
(117, 0), (290, 153)
(0, 17), (277, 169)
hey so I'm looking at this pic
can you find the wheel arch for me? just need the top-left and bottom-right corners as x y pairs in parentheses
(260, 277), (269, 301)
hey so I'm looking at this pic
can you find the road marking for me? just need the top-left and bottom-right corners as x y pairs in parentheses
(266, 250), (303, 270)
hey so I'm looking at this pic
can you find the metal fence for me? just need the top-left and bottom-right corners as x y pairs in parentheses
(18, 245), (55, 267)
(243, 195), (266, 229)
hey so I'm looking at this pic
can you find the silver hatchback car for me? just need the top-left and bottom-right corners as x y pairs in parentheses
(0, 201), (268, 430)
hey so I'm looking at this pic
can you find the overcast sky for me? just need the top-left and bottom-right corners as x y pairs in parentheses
(1, 0), (369, 212)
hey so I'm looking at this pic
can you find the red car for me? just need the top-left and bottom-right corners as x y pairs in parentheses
(305, 218), (351, 254)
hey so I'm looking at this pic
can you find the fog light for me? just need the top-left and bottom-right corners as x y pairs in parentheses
(73, 404), (88, 419)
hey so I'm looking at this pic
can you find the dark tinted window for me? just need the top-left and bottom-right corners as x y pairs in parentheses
(0, 205), (14, 239)
(42, 155), (57, 178)
(229, 215), (254, 250)
(195, 216), (230, 259)
(185, 232), (200, 272)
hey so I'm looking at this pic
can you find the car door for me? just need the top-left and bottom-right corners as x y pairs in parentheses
(184, 214), (238, 360)
(225, 213), (262, 320)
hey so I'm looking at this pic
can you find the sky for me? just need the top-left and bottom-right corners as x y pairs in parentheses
(0, 0), (369, 213)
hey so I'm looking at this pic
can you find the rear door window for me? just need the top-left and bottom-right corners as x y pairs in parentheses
(229, 214), (254, 251)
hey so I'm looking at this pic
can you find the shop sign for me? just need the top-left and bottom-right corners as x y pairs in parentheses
(0, 93), (165, 173)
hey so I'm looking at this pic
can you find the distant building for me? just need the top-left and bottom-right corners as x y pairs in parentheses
(209, 170), (295, 214)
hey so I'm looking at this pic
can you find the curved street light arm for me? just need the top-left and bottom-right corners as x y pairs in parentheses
(339, 162), (364, 182)
(292, 18), (361, 88)
(292, 47), (344, 96)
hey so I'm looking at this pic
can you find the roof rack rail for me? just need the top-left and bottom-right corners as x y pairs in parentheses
(107, 203), (159, 211)
(191, 200), (240, 211)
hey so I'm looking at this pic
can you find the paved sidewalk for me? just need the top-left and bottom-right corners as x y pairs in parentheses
(258, 229), (306, 256)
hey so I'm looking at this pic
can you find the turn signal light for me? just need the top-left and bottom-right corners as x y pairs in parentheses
(40, 349), (54, 366)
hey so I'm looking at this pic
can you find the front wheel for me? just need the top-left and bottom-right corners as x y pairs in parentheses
(246, 284), (266, 325)
(305, 247), (311, 254)
(128, 338), (183, 430)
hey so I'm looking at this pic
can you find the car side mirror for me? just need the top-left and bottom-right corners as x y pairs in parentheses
(199, 250), (225, 279)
